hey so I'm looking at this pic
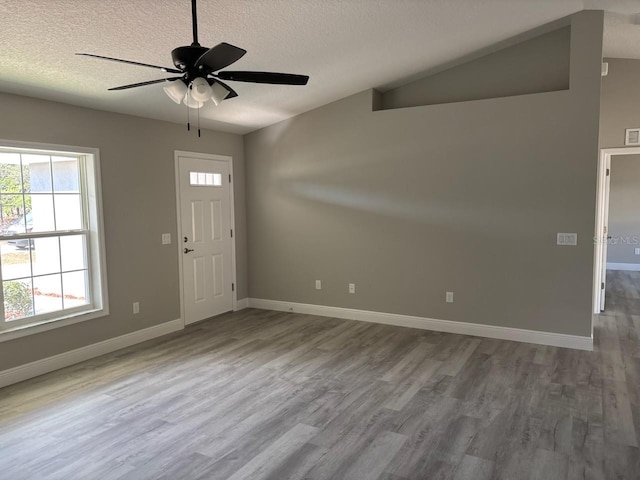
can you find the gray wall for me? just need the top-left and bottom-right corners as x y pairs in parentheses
(381, 26), (570, 110)
(0, 93), (247, 370)
(600, 58), (640, 148)
(608, 154), (640, 265)
(244, 11), (603, 337)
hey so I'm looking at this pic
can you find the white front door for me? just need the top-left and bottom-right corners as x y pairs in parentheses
(177, 152), (234, 325)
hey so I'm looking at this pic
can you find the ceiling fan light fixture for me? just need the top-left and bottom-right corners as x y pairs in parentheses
(210, 82), (230, 106)
(163, 80), (188, 104)
(78, 0), (309, 136)
(190, 77), (213, 102)
(184, 89), (204, 109)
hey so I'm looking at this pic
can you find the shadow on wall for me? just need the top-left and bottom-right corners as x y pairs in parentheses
(269, 131), (573, 240)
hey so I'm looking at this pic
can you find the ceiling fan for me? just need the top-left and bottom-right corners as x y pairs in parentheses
(76, 0), (309, 132)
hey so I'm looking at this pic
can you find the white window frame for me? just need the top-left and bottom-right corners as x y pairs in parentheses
(0, 140), (109, 342)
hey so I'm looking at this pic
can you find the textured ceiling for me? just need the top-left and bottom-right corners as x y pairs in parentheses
(0, 0), (638, 135)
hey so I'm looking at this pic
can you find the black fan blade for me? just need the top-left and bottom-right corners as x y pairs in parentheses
(108, 78), (180, 91)
(217, 71), (309, 85)
(213, 79), (238, 99)
(76, 53), (183, 74)
(195, 43), (246, 72)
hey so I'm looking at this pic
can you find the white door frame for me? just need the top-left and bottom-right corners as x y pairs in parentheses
(174, 150), (238, 326)
(593, 146), (640, 314)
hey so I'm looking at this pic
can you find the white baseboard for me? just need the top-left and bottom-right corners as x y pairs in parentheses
(235, 298), (249, 310)
(607, 262), (640, 271)
(0, 319), (183, 389)
(248, 299), (593, 351)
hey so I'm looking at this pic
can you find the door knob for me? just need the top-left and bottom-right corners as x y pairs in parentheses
(184, 248), (194, 254)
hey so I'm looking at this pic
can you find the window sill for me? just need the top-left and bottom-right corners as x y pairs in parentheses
(0, 307), (109, 343)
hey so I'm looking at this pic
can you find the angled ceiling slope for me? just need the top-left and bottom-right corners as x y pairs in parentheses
(0, 0), (637, 134)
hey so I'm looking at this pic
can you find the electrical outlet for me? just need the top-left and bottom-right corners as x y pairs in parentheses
(557, 233), (578, 246)
(349, 283), (356, 294)
(161, 233), (171, 245)
(446, 292), (454, 303)
(315, 280), (322, 290)
(133, 302), (140, 314)
(635, 248), (640, 256)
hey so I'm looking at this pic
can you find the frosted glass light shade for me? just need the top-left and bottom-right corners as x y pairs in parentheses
(184, 89), (204, 109)
(190, 77), (213, 102)
(163, 80), (188, 104)
(210, 82), (230, 106)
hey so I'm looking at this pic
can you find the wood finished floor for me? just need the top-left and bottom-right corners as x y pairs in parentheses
(1, 272), (639, 479)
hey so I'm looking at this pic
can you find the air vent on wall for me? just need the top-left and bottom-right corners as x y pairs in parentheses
(625, 128), (640, 146)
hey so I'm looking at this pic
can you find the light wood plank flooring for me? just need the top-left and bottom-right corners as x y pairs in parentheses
(1, 275), (639, 479)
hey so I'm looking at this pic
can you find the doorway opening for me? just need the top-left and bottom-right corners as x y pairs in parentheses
(594, 147), (640, 315)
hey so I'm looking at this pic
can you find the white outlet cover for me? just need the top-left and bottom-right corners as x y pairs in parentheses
(635, 248), (640, 255)
(446, 292), (454, 303)
(133, 302), (140, 314)
(349, 283), (356, 293)
(315, 280), (322, 290)
(557, 233), (578, 246)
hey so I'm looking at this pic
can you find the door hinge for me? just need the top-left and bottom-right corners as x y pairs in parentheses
(230, 229), (233, 238)
(232, 283), (235, 292)
(229, 174), (231, 182)
(601, 282), (605, 289)
(606, 168), (610, 176)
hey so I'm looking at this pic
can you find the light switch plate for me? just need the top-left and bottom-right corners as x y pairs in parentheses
(557, 233), (578, 246)
(162, 233), (171, 245)
(635, 248), (640, 256)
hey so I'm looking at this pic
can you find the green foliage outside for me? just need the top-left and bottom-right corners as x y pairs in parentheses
(0, 163), (31, 222)
(3, 281), (33, 320)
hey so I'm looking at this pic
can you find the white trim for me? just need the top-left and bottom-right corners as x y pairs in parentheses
(174, 151), (238, 327)
(594, 146), (640, 314)
(175, 156), (185, 326)
(235, 298), (249, 310)
(228, 157), (238, 311)
(607, 262), (640, 271)
(0, 139), (102, 156)
(0, 319), (183, 389)
(86, 147), (110, 319)
(248, 299), (593, 351)
(594, 149), (610, 314)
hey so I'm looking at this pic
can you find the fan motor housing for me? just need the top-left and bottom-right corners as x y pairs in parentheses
(171, 45), (209, 73)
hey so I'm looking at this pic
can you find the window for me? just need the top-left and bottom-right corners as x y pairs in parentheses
(189, 171), (222, 187)
(0, 142), (107, 335)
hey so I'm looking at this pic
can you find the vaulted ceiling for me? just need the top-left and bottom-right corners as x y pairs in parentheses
(1, 0), (638, 134)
